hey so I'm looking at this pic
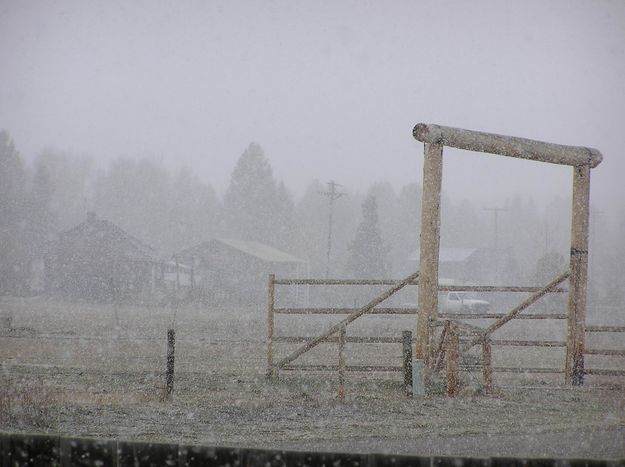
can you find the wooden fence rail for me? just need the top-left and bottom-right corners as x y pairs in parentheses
(268, 270), (420, 378)
(462, 272), (570, 352)
(274, 308), (569, 319)
(274, 277), (567, 293)
(268, 273), (624, 396)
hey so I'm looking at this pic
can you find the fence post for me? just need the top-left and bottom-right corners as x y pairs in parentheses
(446, 322), (459, 397)
(482, 338), (493, 394)
(266, 274), (276, 379)
(416, 142), (443, 370)
(338, 325), (346, 400)
(435, 320), (451, 371)
(402, 331), (413, 396)
(165, 328), (175, 400)
(566, 164), (590, 386)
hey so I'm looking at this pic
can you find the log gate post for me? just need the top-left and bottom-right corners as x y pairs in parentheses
(416, 142), (443, 369)
(566, 164), (591, 385)
(414, 123), (603, 388)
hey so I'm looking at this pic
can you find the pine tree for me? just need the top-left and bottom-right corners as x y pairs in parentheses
(169, 167), (221, 251)
(28, 157), (57, 249)
(223, 143), (281, 246)
(94, 157), (173, 253)
(34, 149), (94, 230)
(0, 130), (28, 294)
(345, 194), (389, 278)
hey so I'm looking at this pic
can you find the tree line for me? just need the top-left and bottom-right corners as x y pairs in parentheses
(1, 129), (624, 308)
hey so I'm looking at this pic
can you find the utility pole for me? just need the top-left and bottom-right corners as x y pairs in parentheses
(484, 205), (508, 282)
(320, 181), (347, 278)
(483, 205), (507, 252)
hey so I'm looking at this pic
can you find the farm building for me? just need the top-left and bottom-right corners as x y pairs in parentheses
(407, 247), (518, 285)
(43, 212), (161, 302)
(175, 238), (307, 305)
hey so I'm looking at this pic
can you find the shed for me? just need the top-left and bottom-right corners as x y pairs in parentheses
(175, 238), (307, 304)
(46, 212), (160, 301)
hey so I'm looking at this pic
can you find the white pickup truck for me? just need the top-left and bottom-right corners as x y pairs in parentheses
(440, 292), (490, 313)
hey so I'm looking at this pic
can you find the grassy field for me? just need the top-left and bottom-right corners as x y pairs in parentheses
(1, 296), (624, 459)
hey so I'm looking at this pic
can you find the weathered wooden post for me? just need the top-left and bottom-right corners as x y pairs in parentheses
(482, 338), (493, 394)
(566, 164), (591, 386)
(415, 142), (443, 376)
(446, 322), (459, 397)
(435, 320), (451, 371)
(338, 325), (346, 400)
(165, 328), (175, 400)
(266, 274), (276, 379)
(402, 331), (413, 396)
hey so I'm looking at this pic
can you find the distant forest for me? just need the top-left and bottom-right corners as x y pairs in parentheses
(1, 129), (624, 308)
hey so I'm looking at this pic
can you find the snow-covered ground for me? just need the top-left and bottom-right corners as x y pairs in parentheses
(1, 297), (623, 459)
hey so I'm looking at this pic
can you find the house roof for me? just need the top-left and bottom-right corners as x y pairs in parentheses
(59, 214), (158, 262)
(178, 238), (306, 264)
(408, 247), (478, 263)
(218, 238), (306, 263)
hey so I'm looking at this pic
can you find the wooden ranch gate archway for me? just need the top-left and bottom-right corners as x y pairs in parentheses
(412, 123), (603, 386)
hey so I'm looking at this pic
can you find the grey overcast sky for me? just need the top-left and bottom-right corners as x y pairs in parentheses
(1, 0), (624, 211)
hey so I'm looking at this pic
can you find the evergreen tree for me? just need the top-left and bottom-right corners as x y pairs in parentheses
(223, 143), (281, 246)
(169, 167), (221, 251)
(367, 182), (399, 275)
(0, 130), (28, 294)
(345, 194), (389, 278)
(35, 149), (94, 230)
(28, 157), (57, 246)
(94, 157), (173, 253)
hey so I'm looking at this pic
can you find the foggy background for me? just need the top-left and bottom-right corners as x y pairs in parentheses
(1, 1), (624, 308)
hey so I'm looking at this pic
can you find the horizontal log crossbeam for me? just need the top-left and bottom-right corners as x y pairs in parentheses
(413, 123), (603, 168)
